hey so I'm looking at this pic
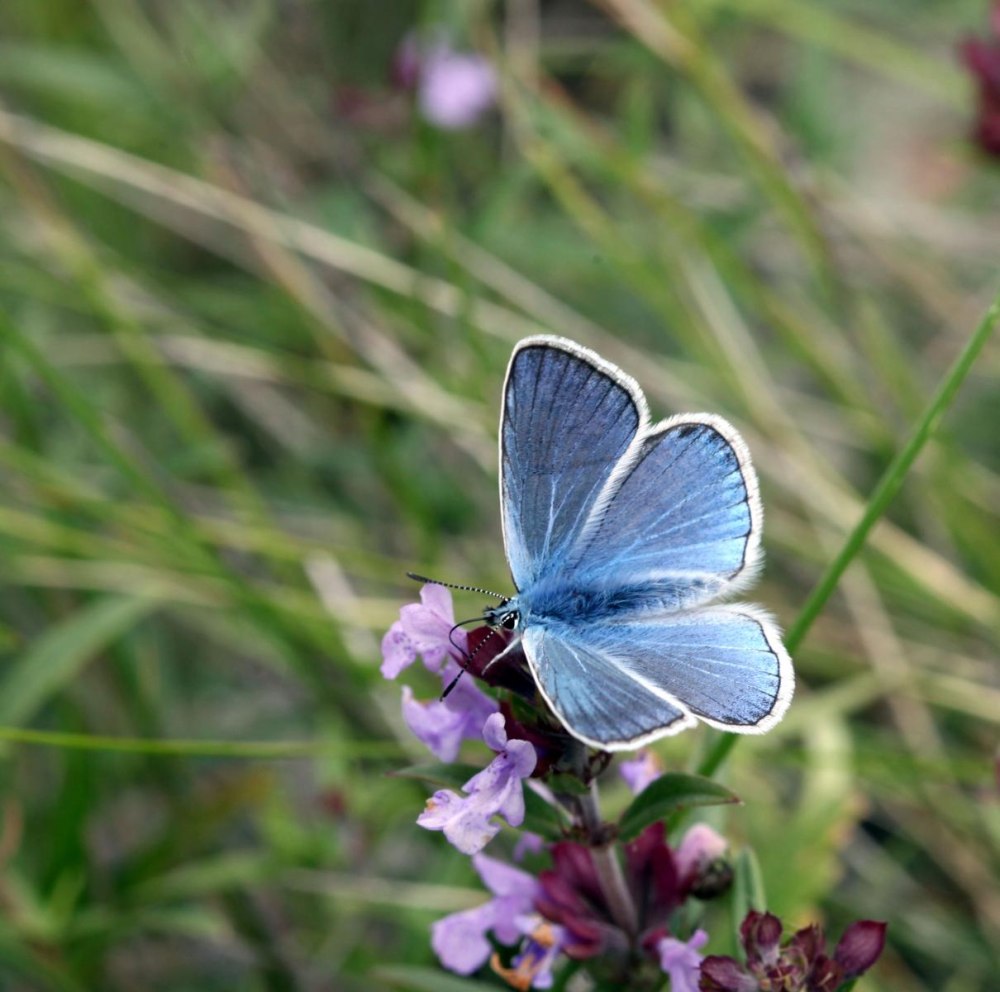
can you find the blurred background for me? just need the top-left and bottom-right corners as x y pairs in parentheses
(0, 1), (998, 990)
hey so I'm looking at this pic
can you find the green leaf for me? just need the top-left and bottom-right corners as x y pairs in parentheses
(618, 773), (741, 841)
(544, 772), (590, 796)
(0, 596), (157, 727)
(0, 922), (86, 992)
(373, 965), (487, 992)
(522, 787), (567, 840)
(389, 763), (480, 790)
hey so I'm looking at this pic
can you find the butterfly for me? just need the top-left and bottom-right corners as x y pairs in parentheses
(482, 335), (794, 751)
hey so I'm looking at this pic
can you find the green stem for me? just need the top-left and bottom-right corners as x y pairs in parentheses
(578, 782), (639, 937)
(698, 289), (1000, 778)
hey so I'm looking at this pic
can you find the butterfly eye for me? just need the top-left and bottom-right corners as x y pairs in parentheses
(484, 602), (519, 630)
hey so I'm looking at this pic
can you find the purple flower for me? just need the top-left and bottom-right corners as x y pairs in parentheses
(417, 712), (537, 854)
(494, 920), (566, 990)
(658, 929), (708, 992)
(625, 822), (684, 932)
(675, 823), (731, 899)
(418, 48), (496, 129)
(741, 911), (783, 970)
(619, 750), (663, 795)
(431, 853), (537, 975)
(699, 910), (887, 991)
(393, 33), (497, 130)
(401, 659), (499, 762)
(381, 584), (466, 678)
(699, 957), (757, 992)
(513, 831), (545, 862)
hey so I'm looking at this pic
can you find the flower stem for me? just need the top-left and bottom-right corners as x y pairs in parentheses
(579, 781), (639, 937)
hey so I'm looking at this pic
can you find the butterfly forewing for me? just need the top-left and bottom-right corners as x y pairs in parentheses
(568, 416), (761, 612)
(500, 338), (644, 590)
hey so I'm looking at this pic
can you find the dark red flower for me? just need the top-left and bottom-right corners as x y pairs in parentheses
(698, 910), (887, 992)
(534, 824), (691, 962)
(535, 842), (624, 959)
(740, 910), (783, 969)
(833, 920), (888, 978)
(700, 955), (757, 992)
(625, 822), (683, 932)
(464, 626), (536, 697)
(960, 2), (1000, 157)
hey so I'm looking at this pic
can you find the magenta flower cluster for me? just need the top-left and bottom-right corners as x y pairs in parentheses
(382, 586), (887, 990)
(700, 911), (887, 992)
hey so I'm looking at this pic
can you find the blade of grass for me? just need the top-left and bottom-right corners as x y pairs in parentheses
(1, 107), (991, 624)
(692, 0), (964, 105)
(0, 726), (400, 759)
(699, 287), (1000, 776)
(597, 0), (840, 301)
(0, 596), (157, 726)
(1, 312), (370, 715)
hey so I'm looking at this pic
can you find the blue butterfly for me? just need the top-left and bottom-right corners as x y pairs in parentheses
(483, 336), (794, 751)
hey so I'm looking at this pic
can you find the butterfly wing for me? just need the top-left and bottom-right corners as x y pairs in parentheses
(502, 337), (761, 607)
(500, 336), (648, 590)
(523, 607), (792, 750)
(501, 336), (792, 749)
(522, 624), (695, 748)
(569, 415), (762, 611)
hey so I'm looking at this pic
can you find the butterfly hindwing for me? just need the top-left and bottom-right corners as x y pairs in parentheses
(522, 625), (695, 750)
(523, 607), (792, 750)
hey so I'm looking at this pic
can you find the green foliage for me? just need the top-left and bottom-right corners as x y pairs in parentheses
(619, 774), (741, 842)
(0, 1), (996, 989)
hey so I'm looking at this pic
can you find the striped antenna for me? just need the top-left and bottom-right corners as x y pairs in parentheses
(440, 624), (507, 700)
(406, 572), (508, 601)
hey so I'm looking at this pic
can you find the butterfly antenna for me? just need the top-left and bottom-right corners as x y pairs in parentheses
(440, 623), (504, 701)
(407, 572), (507, 601)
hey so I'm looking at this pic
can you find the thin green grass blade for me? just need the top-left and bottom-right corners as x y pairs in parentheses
(0, 596), (157, 726)
(699, 288), (1000, 777)
(0, 726), (401, 759)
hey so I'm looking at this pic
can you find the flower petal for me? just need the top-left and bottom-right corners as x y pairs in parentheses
(619, 751), (662, 795)
(400, 673), (498, 762)
(431, 902), (498, 975)
(675, 823), (728, 883)
(380, 622), (416, 678)
(656, 929), (708, 992)
(416, 788), (499, 855)
(481, 711), (508, 751)
(740, 910), (783, 967)
(833, 920), (887, 978)
(418, 50), (497, 130)
(473, 853), (538, 901)
(699, 955), (758, 992)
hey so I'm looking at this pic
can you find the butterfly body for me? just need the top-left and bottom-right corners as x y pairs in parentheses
(505, 577), (681, 628)
(490, 335), (794, 751)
